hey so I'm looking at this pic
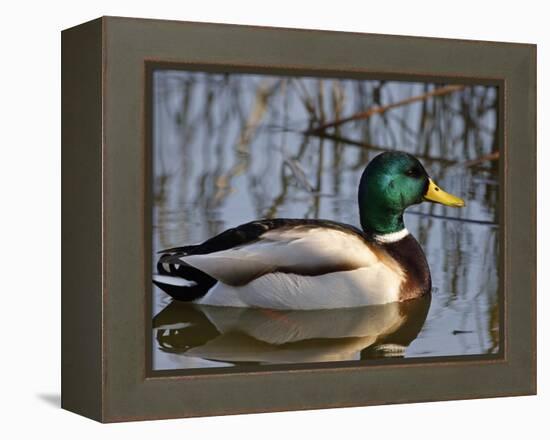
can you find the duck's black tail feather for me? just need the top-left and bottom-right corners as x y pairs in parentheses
(153, 253), (216, 301)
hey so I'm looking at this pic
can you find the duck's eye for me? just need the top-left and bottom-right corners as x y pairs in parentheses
(405, 168), (420, 177)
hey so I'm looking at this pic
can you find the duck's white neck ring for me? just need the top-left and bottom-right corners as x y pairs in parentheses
(373, 228), (410, 244)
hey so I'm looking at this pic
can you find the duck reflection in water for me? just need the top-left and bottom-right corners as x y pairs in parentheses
(153, 295), (430, 366)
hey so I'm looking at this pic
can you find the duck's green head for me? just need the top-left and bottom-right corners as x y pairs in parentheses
(358, 152), (465, 235)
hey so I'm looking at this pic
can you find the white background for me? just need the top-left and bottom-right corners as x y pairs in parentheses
(0, 0), (546, 438)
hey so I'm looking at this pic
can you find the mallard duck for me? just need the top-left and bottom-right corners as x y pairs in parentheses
(154, 151), (464, 309)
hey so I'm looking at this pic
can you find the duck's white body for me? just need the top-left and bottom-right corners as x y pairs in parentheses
(197, 268), (401, 309)
(157, 224), (408, 310)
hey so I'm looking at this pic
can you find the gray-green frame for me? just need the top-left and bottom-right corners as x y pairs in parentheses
(62, 16), (536, 422)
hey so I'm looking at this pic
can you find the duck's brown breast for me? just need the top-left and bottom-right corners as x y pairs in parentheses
(377, 235), (432, 301)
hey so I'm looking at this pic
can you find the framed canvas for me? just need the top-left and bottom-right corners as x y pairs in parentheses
(61, 16), (536, 422)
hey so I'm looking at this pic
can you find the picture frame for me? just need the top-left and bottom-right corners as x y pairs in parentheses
(61, 16), (536, 422)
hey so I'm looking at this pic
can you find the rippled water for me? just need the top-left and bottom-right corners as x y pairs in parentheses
(151, 70), (500, 371)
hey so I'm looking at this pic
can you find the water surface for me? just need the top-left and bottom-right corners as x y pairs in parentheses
(151, 71), (500, 371)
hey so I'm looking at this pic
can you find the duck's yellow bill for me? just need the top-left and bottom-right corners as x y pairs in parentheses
(424, 178), (465, 207)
